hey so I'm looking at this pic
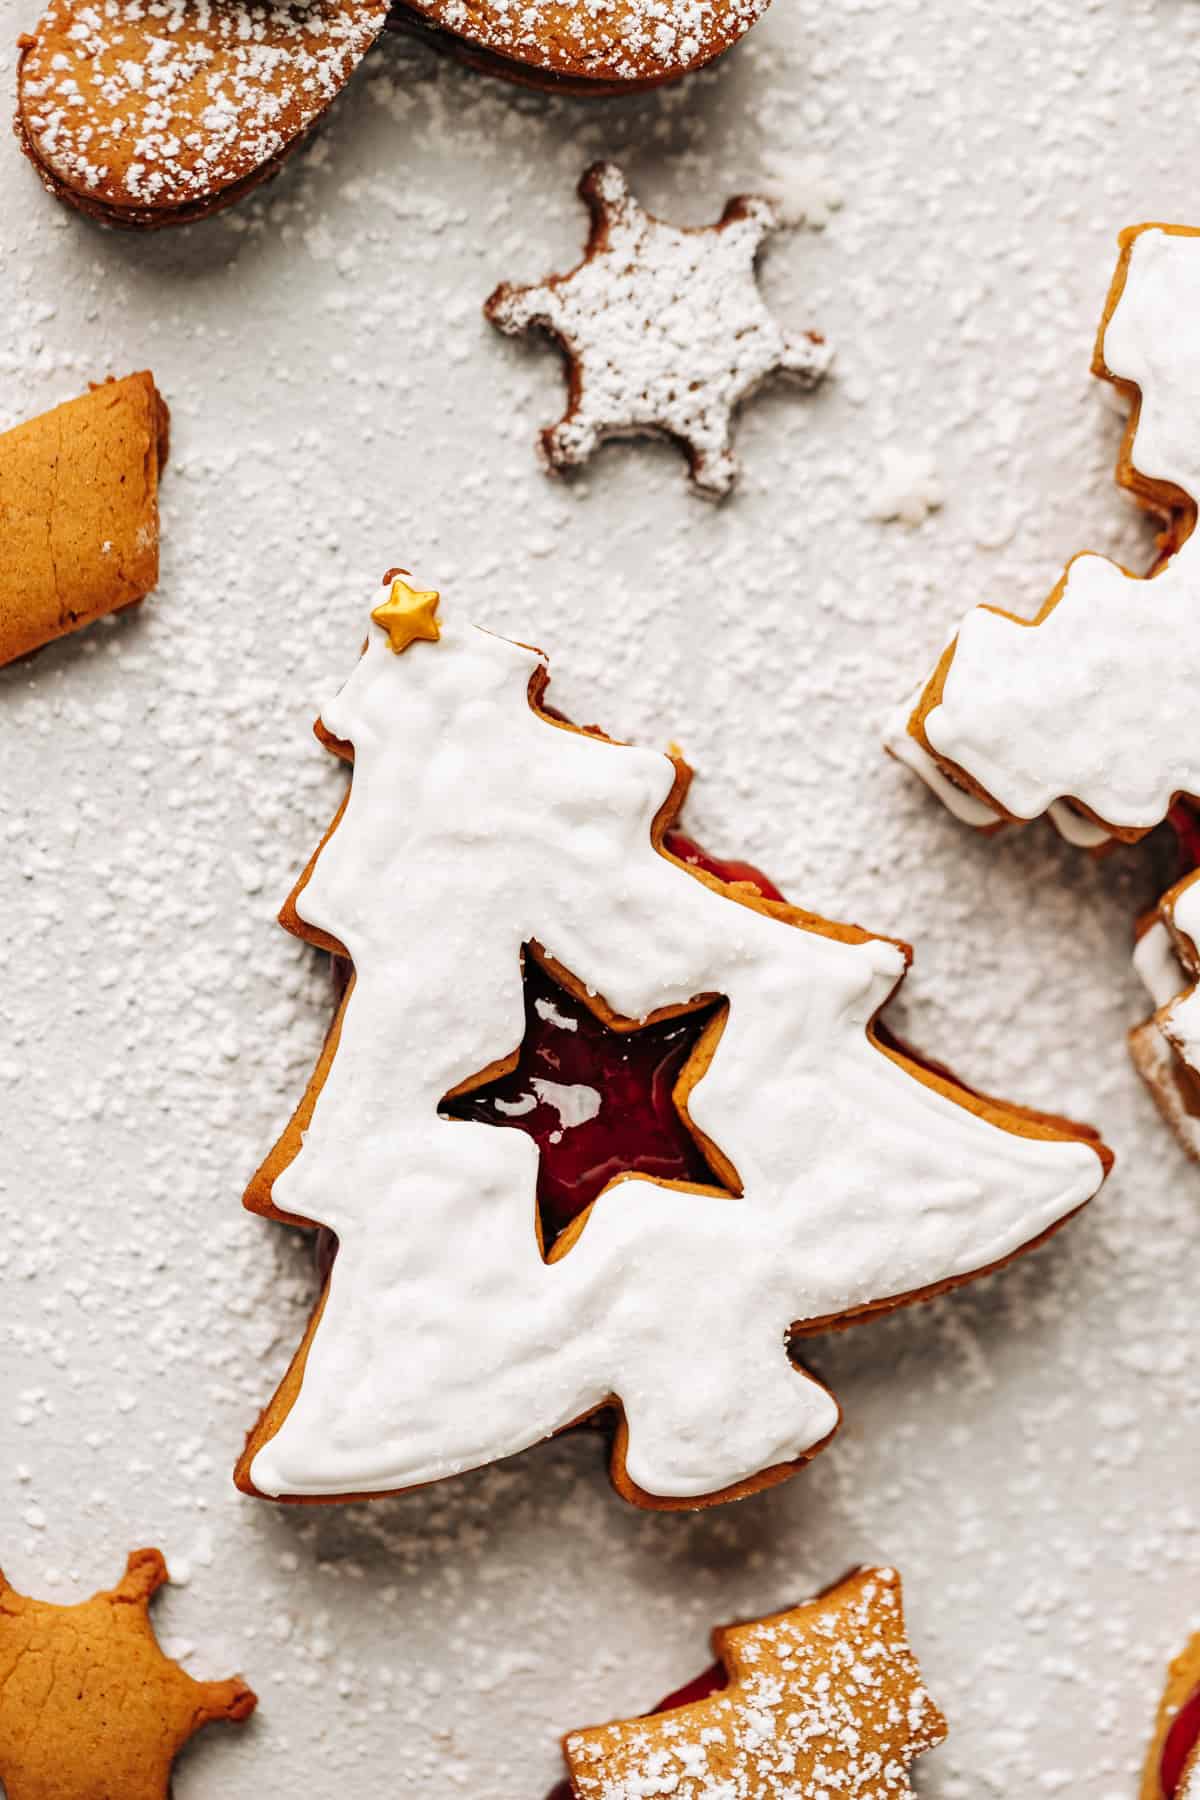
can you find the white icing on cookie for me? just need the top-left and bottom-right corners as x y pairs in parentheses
(1134, 920), (1183, 1010)
(882, 695), (1003, 828)
(1047, 801), (1111, 849)
(1129, 877), (1200, 1157)
(1158, 875), (1200, 1072)
(911, 227), (1200, 835)
(884, 700), (1112, 846)
(248, 617), (1104, 1502)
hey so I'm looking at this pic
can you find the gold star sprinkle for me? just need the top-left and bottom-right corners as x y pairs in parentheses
(371, 577), (441, 655)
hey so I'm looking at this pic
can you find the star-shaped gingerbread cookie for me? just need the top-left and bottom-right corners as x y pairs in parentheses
(0, 1548), (256, 1800)
(485, 161), (831, 499)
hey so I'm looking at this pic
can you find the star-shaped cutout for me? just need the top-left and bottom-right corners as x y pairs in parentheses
(440, 945), (738, 1255)
(0, 1548), (255, 1800)
(485, 160), (832, 499)
(371, 575), (441, 654)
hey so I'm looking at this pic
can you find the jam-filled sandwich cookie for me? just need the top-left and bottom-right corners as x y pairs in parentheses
(486, 161), (830, 499)
(889, 223), (1200, 850)
(1142, 1628), (1200, 1800)
(0, 373), (168, 666)
(0, 1548), (256, 1800)
(235, 575), (1110, 1510)
(392, 0), (771, 92)
(549, 1567), (945, 1800)
(16, 0), (390, 227)
(1132, 820), (1200, 1157)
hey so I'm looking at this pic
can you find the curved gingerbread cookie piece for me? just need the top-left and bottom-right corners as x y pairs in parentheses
(561, 1568), (946, 1800)
(391, 0), (770, 87)
(0, 373), (168, 665)
(234, 575), (1109, 1511)
(891, 223), (1200, 844)
(16, 0), (389, 228)
(0, 1548), (255, 1800)
(1142, 1629), (1200, 1800)
(485, 161), (831, 499)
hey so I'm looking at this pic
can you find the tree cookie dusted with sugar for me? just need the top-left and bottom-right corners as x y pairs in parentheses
(1142, 1625), (1200, 1800)
(890, 224), (1200, 849)
(16, 0), (389, 227)
(235, 574), (1109, 1511)
(0, 1548), (256, 1800)
(485, 162), (830, 499)
(392, 0), (771, 90)
(558, 1568), (946, 1800)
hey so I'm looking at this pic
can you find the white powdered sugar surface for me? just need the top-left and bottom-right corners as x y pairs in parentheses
(2, 6), (1200, 1800)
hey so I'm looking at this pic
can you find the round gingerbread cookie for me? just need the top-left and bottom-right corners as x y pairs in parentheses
(16, 0), (390, 227)
(391, 0), (771, 88)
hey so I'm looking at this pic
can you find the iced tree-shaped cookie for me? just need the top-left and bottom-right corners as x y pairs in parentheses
(485, 162), (831, 499)
(236, 578), (1109, 1510)
(891, 224), (1200, 848)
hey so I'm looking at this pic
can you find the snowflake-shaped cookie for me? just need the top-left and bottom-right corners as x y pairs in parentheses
(485, 161), (831, 499)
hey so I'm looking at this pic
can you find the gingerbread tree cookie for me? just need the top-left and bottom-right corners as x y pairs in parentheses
(891, 223), (1200, 848)
(0, 1547), (255, 1800)
(1142, 1626), (1200, 1800)
(17, 0), (389, 227)
(562, 1567), (946, 1800)
(485, 162), (831, 499)
(235, 577), (1109, 1511)
(0, 374), (168, 667)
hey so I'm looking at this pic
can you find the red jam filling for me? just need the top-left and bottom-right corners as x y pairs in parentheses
(543, 1663), (729, 1800)
(319, 829), (782, 1274)
(662, 828), (786, 902)
(441, 951), (731, 1253)
(1161, 1688), (1200, 1798)
(1170, 802), (1200, 884)
(440, 829), (781, 1253)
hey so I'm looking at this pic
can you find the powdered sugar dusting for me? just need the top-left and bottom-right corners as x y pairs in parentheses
(19, 0), (389, 216)
(564, 1569), (945, 1800)
(486, 160), (831, 498)
(409, 0), (769, 81)
(2, 6), (1199, 1798)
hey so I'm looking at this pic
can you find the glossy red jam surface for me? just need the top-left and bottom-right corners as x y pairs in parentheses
(1161, 1688), (1200, 1799)
(663, 828), (786, 903)
(651, 1662), (728, 1711)
(317, 828), (782, 1278)
(1170, 802), (1200, 884)
(542, 1663), (729, 1800)
(441, 951), (729, 1252)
